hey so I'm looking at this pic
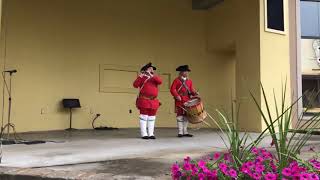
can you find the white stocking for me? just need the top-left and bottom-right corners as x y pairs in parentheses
(183, 117), (189, 134)
(177, 116), (184, 135)
(139, 114), (148, 137)
(147, 116), (156, 136)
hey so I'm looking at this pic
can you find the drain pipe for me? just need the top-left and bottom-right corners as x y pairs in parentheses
(0, 140), (2, 163)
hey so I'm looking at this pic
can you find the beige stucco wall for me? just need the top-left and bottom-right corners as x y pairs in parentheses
(0, 0), (237, 132)
(207, 0), (261, 132)
(259, 0), (291, 130)
(0, 0), (293, 133)
(206, 0), (292, 132)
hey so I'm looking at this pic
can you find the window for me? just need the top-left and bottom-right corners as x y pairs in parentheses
(300, 0), (320, 38)
(264, 0), (285, 34)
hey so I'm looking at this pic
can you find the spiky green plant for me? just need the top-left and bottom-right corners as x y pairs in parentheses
(205, 100), (265, 169)
(250, 82), (320, 170)
(204, 81), (320, 174)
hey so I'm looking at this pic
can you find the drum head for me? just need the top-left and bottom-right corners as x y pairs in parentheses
(184, 98), (200, 107)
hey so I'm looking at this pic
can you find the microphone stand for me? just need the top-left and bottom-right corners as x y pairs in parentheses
(0, 71), (18, 145)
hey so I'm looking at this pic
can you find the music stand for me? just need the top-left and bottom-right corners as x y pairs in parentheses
(62, 99), (81, 131)
(1, 70), (18, 145)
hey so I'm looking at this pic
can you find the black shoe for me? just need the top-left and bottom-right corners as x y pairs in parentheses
(149, 136), (156, 139)
(183, 134), (193, 137)
(178, 134), (183, 138)
(142, 136), (149, 139)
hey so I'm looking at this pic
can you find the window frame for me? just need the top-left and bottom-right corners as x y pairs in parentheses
(264, 0), (286, 35)
(300, 0), (320, 39)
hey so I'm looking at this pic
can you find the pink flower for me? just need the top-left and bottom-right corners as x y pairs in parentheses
(183, 162), (192, 171)
(300, 173), (311, 180)
(251, 172), (262, 180)
(198, 160), (206, 168)
(224, 153), (232, 162)
(313, 163), (320, 170)
(202, 167), (210, 174)
(241, 168), (250, 174)
(240, 163), (251, 174)
(171, 163), (180, 173)
(171, 164), (182, 180)
(171, 151), (320, 180)
(289, 161), (298, 168)
(270, 161), (277, 172)
(291, 168), (301, 177)
(207, 170), (218, 179)
(246, 161), (255, 168)
(228, 168), (238, 178)
(191, 167), (198, 176)
(299, 167), (308, 173)
(247, 171), (254, 178)
(282, 168), (292, 177)
(310, 173), (320, 180)
(172, 172), (181, 180)
(213, 152), (221, 160)
(184, 156), (191, 163)
(181, 173), (189, 179)
(310, 159), (319, 164)
(262, 151), (273, 159)
(310, 159), (320, 170)
(198, 173), (205, 180)
(219, 163), (228, 174)
(212, 169), (218, 176)
(265, 172), (277, 180)
(255, 164), (265, 173)
(255, 156), (264, 164)
(260, 148), (267, 154)
(291, 165), (300, 174)
(251, 147), (259, 155)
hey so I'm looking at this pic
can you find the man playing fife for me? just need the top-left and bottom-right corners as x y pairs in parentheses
(170, 65), (198, 138)
(133, 63), (162, 139)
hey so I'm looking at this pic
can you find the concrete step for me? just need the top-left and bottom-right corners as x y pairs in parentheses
(0, 166), (161, 180)
(0, 174), (64, 180)
(0, 167), (114, 180)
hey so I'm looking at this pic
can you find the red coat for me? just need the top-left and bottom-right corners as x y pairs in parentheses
(170, 77), (197, 108)
(133, 75), (162, 109)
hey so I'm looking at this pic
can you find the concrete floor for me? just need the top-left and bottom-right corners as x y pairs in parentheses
(1, 128), (231, 168)
(0, 128), (319, 179)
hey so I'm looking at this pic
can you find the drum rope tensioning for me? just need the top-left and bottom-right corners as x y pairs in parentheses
(179, 97), (212, 129)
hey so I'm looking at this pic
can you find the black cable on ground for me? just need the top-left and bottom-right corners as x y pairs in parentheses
(91, 113), (101, 129)
(91, 113), (118, 130)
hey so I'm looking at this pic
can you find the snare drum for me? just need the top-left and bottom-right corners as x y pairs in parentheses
(183, 98), (207, 124)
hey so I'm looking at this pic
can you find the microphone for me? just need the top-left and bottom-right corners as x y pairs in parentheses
(4, 70), (17, 73)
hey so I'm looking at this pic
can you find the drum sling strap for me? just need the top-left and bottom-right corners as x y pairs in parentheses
(176, 79), (193, 115)
(139, 76), (150, 94)
(178, 78), (192, 97)
(136, 76), (151, 104)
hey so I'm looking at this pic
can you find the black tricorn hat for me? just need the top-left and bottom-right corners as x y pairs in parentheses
(176, 65), (191, 72)
(140, 62), (156, 72)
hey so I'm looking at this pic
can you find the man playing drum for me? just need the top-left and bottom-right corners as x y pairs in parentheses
(133, 63), (162, 140)
(170, 65), (198, 138)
